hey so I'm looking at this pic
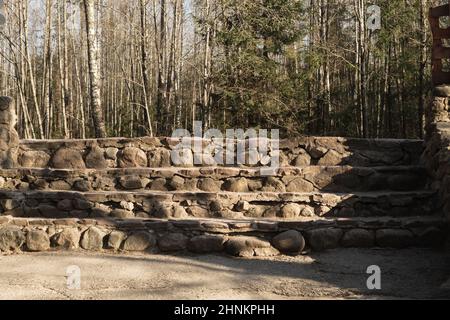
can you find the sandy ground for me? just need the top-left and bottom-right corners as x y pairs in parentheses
(0, 248), (449, 300)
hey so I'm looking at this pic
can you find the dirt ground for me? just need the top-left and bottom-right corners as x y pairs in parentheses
(0, 248), (449, 300)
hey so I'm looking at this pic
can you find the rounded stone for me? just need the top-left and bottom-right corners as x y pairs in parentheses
(111, 209), (134, 219)
(223, 178), (249, 192)
(0, 226), (25, 252)
(73, 180), (91, 192)
(281, 203), (302, 219)
(198, 178), (221, 192)
(225, 236), (272, 257)
(85, 146), (108, 169)
(188, 235), (227, 253)
(26, 229), (50, 251)
(51, 148), (86, 169)
(107, 231), (126, 250)
(123, 232), (156, 251)
(306, 228), (343, 251)
(158, 233), (189, 252)
(118, 147), (148, 168)
(19, 151), (50, 168)
(80, 227), (105, 251)
(272, 230), (305, 254)
(341, 229), (375, 248)
(53, 228), (80, 249)
(376, 229), (415, 248)
(294, 152), (311, 166)
(119, 175), (146, 190)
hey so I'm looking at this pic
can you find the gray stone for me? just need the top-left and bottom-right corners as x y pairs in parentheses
(281, 203), (302, 219)
(294, 152), (311, 166)
(107, 231), (126, 250)
(198, 178), (221, 192)
(123, 232), (155, 251)
(272, 230), (305, 254)
(169, 176), (185, 190)
(57, 199), (73, 211)
(105, 147), (119, 160)
(148, 149), (171, 167)
(53, 228), (80, 249)
(80, 227), (105, 251)
(262, 177), (286, 192)
(73, 199), (93, 210)
(225, 236), (272, 257)
(224, 177), (249, 192)
(286, 178), (315, 192)
(52, 148), (86, 169)
(188, 235), (227, 253)
(318, 150), (344, 166)
(149, 178), (167, 191)
(307, 228), (343, 251)
(73, 180), (91, 192)
(49, 180), (72, 190)
(158, 233), (189, 252)
(376, 229), (415, 248)
(341, 229), (375, 248)
(26, 229), (50, 251)
(111, 209), (134, 219)
(118, 147), (148, 168)
(38, 204), (67, 218)
(119, 175), (146, 190)
(172, 205), (188, 218)
(19, 151), (50, 168)
(254, 247), (280, 257)
(0, 226), (25, 251)
(85, 146), (108, 169)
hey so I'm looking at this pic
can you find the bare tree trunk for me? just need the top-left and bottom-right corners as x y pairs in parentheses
(83, 0), (107, 138)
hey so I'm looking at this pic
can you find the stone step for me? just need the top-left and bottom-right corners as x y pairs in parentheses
(0, 215), (447, 255)
(18, 136), (424, 169)
(0, 166), (428, 193)
(0, 190), (437, 220)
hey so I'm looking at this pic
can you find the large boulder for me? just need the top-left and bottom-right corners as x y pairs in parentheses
(19, 151), (50, 168)
(306, 228), (343, 251)
(0, 226), (25, 251)
(51, 148), (86, 169)
(80, 227), (105, 251)
(341, 229), (375, 248)
(123, 232), (156, 251)
(107, 231), (126, 250)
(85, 146), (108, 169)
(53, 228), (81, 249)
(225, 236), (278, 257)
(272, 230), (305, 254)
(26, 229), (50, 251)
(158, 233), (189, 252)
(223, 178), (249, 192)
(188, 235), (227, 253)
(118, 147), (148, 168)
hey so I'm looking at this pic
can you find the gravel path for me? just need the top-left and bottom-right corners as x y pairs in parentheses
(0, 248), (449, 300)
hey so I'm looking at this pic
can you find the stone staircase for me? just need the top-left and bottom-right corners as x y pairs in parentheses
(0, 135), (447, 256)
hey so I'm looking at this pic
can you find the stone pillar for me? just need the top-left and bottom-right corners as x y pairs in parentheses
(0, 97), (19, 168)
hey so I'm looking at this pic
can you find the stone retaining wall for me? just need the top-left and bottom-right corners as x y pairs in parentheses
(0, 190), (436, 220)
(0, 166), (427, 193)
(0, 216), (446, 256)
(423, 87), (450, 220)
(18, 136), (423, 169)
